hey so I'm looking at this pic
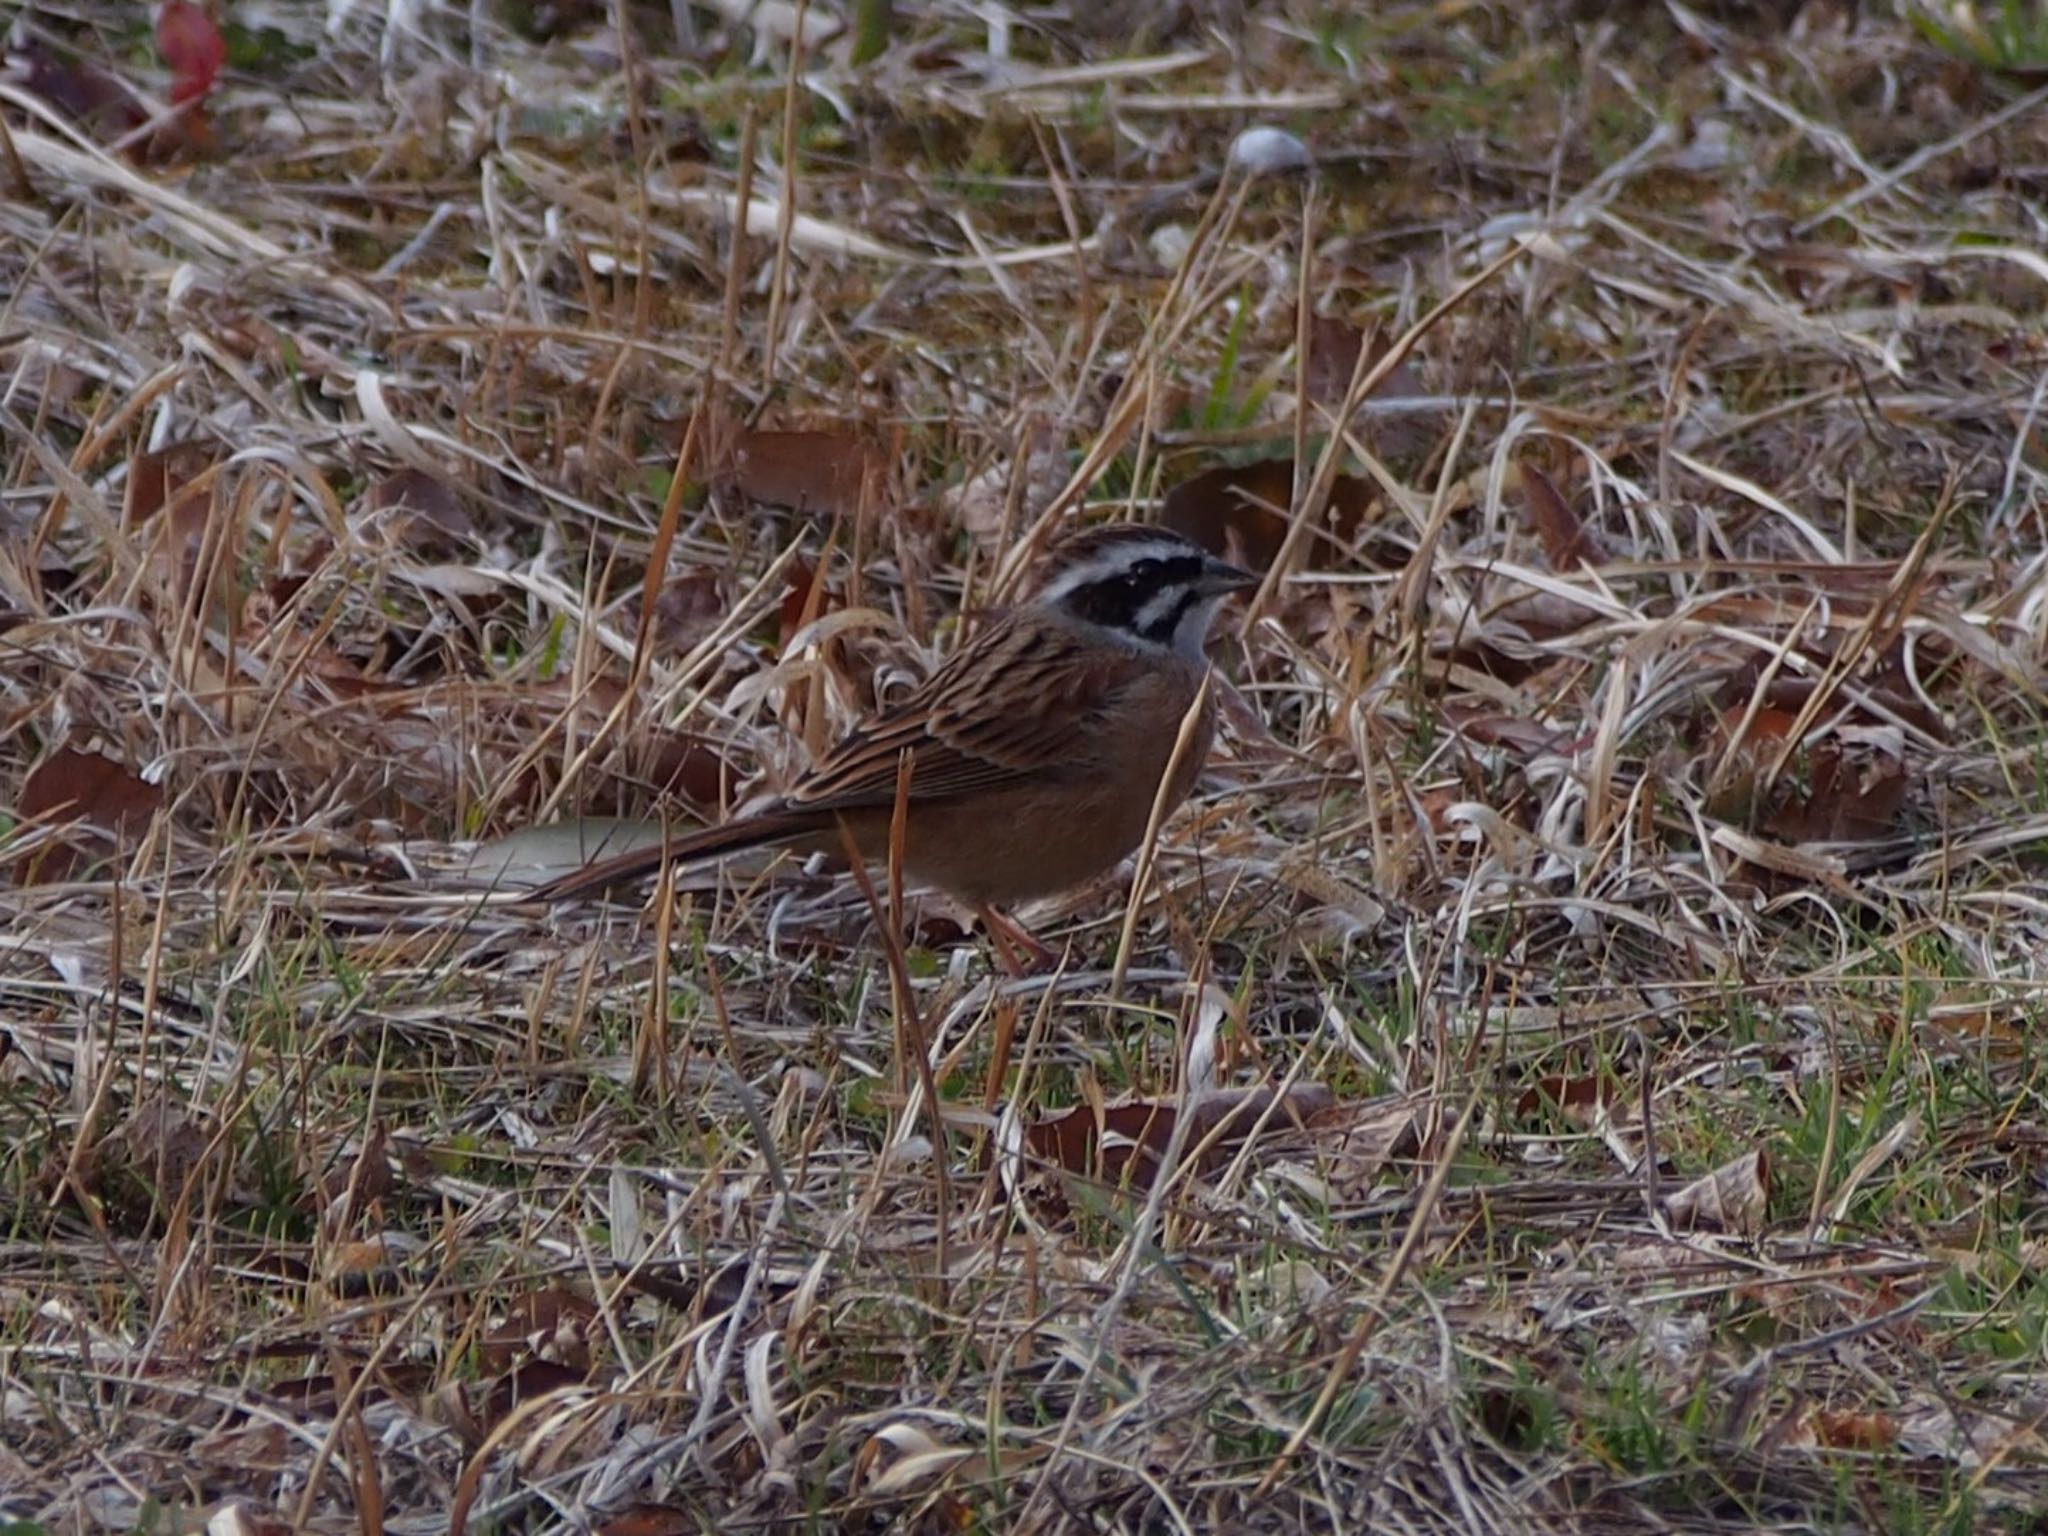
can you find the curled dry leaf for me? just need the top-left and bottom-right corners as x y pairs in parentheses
(1302, 314), (1441, 459)
(477, 1286), (598, 1373)
(1025, 1083), (1335, 1192)
(16, 746), (164, 885)
(1303, 314), (1365, 406)
(1660, 1148), (1770, 1234)
(851, 1422), (974, 1500)
(1443, 704), (1586, 759)
(777, 555), (835, 649)
(656, 569), (726, 651)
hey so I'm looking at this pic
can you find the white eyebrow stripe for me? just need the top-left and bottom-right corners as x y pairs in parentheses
(1034, 538), (1193, 605)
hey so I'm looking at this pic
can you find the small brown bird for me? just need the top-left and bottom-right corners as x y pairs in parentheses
(535, 525), (1254, 967)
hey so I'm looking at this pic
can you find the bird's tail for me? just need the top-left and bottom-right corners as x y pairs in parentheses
(529, 808), (823, 902)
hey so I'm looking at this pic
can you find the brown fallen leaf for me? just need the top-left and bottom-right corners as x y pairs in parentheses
(16, 746), (164, 885)
(1516, 1073), (1618, 1127)
(1160, 459), (1373, 574)
(851, 1423), (974, 1501)
(362, 467), (473, 546)
(1301, 314), (1441, 459)
(324, 1238), (409, 1299)
(1519, 460), (1602, 571)
(9, 38), (147, 140)
(1025, 1083), (1335, 1192)
(597, 1509), (699, 1536)
(1764, 740), (1910, 845)
(722, 424), (891, 519)
(476, 1286), (598, 1373)
(90, 1096), (219, 1232)
(1789, 1407), (1900, 1452)
(1303, 313), (1366, 407)
(125, 441), (217, 528)
(125, 441), (219, 596)
(777, 555), (835, 648)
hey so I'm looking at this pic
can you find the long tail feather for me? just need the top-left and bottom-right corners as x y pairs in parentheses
(530, 808), (823, 902)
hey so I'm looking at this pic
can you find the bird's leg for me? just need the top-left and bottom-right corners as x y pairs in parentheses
(976, 904), (1059, 976)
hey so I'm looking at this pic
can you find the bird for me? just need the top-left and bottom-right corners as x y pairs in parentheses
(533, 524), (1255, 969)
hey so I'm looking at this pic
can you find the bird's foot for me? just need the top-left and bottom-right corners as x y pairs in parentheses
(976, 904), (1062, 977)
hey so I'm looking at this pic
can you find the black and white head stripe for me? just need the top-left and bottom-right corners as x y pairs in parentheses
(1034, 526), (1253, 655)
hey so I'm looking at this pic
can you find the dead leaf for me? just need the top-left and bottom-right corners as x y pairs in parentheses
(477, 1286), (597, 1373)
(655, 569), (726, 651)
(640, 734), (740, 809)
(1661, 1149), (1770, 1234)
(16, 747), (164, 885)
(851, 1423), (973, 1500)
(1160, 459), (1373, 574)
(1443, 706), (1584, 758)
(1301, 316), (1440, 457)
(1765, 741), (1909, 844)
(1516, 1073), (1618, 1127)
(442, 1358), (590, 1449)
(324, 1238), (407, 1298)
(9, 39), (146, 139)
(777, 556), (835, 649)
(125, 442), (217, 528)
(92, 1097), (219, 1231)
(1025, 1083), (1335, 1192)
(362, 467), (473, 546)
(1303, 314), (1365, 406)
(722, 425), (889, 519)
(1790, 1408), (1900, 1452)
(596, 1509), (698, 1536)
(1519, 460), (1602, 571)
(124, 442), (220, 597)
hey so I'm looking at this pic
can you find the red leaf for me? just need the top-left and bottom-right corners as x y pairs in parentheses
(157, 2), (227, 106)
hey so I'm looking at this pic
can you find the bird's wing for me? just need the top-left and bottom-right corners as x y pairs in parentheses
(786, 616), (1125, 812)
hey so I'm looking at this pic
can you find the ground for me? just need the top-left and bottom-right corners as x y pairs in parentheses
(4, 1), (2048, 1532)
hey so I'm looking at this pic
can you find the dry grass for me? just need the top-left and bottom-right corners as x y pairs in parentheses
(7, 1), (2048, 1532)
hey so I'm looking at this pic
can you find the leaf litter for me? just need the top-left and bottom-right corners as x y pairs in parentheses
(6, 3), (2048, 1534)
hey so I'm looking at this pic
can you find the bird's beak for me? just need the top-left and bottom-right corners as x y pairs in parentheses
(1199, 555), (1258, 595)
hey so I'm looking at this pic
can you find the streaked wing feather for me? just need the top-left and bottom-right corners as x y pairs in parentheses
(786, 618), (1118, 812)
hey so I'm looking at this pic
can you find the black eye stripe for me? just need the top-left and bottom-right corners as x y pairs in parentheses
(1053, 552), (1209, 637)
